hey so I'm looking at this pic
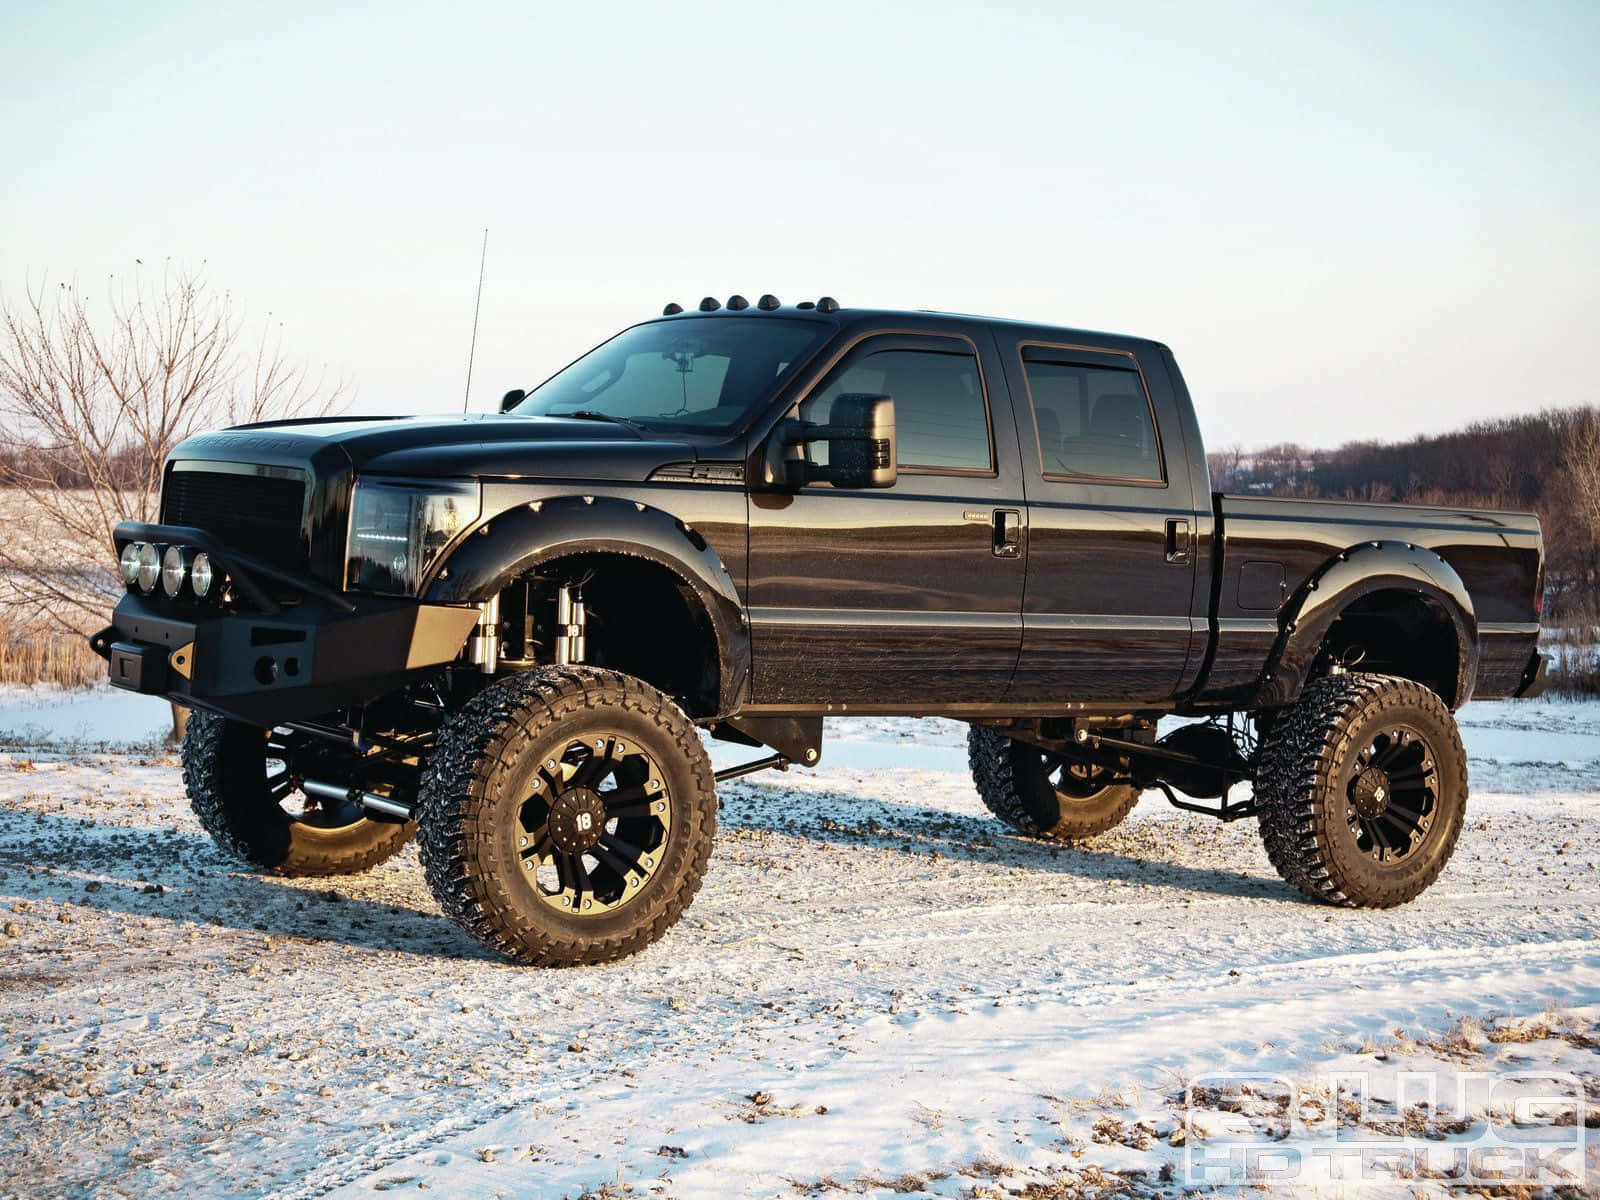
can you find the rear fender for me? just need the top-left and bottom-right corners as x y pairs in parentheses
(421, 496), (749, 715)
(1259, 540), (1478, 708)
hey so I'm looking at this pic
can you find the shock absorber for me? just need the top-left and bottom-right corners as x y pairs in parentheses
(555, 584), (586, 665)
(470, 592), (501, 674)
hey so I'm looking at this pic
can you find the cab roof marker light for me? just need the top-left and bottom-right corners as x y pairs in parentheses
(796, 300), (815, 310)
(662, 302), (683, 315)
(816, 296), (840, 313)
(757, 294), (780, 310)
(697, 297), (720, 312)
(726, 294), (749, 310)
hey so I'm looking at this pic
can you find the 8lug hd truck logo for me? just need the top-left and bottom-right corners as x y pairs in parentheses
(1183, 1070), (1588, 1188)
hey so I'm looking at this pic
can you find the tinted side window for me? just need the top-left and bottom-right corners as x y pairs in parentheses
(1022, 357), (1162, 482)
(804, 346), (991, 472)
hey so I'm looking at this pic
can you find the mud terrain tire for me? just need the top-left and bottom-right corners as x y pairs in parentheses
(417, 667), (716, 966)
(967, 725), (1141, 843)
(182, 712), (414, 876)
(1255, 672), (1467, 907)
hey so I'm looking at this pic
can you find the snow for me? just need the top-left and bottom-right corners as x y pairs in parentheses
(0, 683), (172, 750)
(1, 688), (1596, 1198)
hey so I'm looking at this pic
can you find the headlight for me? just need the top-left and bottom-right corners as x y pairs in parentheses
(136, 543), (161, 594)
(120, 542), (143, 587)
(161, 546), (189, 597)
(191, 552), (215, 598)
(346, 478), (480, 595)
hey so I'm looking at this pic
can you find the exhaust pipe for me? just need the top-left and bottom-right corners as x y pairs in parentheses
(300, 778), (413, 821)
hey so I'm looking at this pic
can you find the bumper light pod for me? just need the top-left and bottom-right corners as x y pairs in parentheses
(136, 543), (161, 594)
(190, 551), (215, 598)
(161, 545), (189, 597)
(120, 542), (143, 587)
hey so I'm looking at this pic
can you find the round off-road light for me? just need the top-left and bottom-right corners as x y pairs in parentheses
(190, 551), (214, 598)
(120, 542), (143, 587)
(136, 543), (161, 594)
(161, 545), (188, 597)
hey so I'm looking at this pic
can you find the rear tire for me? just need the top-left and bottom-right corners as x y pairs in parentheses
(182, 712), (414, 877)
(967, 725), (1141, 843)
(1255, 672), (1467, 907)
(416, 667), (717, 966)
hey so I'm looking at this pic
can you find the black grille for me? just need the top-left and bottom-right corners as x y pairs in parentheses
(162, 469), (308, 569)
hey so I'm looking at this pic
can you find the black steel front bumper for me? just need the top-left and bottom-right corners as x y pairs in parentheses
(99, 592), (479, 726)
(98, 522), (478, 726)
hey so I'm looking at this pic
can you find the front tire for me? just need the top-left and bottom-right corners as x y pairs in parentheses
(967, 725), (1141, 843)
(1255, 672), (1467, 907)
(416, 667), (717, 966)
(182, 712), (414, 877)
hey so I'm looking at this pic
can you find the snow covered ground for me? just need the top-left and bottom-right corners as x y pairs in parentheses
(1, 688), (1596, 1198)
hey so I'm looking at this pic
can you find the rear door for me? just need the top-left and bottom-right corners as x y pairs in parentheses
(745, 327), (1026, 707)
(1000, 338), (1201, 704)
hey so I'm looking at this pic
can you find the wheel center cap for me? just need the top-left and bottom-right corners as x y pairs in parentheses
(547, 787), (606, 854)
(1351, 767), (1394, 819)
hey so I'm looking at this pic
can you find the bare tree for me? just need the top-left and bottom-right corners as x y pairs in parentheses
(0, 264), (345, 629)
(1558, 410), (1600, 599)
(1207, 441), (1245, 492)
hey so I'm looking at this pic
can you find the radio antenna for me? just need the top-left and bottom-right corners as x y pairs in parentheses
(462, 227), (488, 411)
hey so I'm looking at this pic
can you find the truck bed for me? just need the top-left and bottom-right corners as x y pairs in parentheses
(1198, 494), (1543, 706)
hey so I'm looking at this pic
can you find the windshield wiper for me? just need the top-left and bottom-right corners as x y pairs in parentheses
(547, 410), (647, 431)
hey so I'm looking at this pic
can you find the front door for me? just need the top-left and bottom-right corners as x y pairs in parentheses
(746, 330), (1026, 708)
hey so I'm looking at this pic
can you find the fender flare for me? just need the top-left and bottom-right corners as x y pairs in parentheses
(1258, 540), (1478, 708)
(421, 496), (749, 715)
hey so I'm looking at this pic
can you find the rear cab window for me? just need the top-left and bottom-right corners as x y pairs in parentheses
(1020, 347), (1164, 484)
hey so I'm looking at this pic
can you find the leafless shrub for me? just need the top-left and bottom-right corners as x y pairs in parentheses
(0, 263), (344, 634)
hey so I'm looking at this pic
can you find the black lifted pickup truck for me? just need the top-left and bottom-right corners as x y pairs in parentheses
(97, 295), (1549, 965)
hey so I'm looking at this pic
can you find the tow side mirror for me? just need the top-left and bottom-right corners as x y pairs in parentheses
(500, 389), (526, 413)
(778, 393), (897, 490)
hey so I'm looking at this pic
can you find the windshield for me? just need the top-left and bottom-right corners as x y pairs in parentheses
(513, 317), (827, 433)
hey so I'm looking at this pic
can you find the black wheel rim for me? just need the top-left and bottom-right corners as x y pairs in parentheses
(514, 732), (671, 915)
(263, 729), (370, 833)
(1344, 724), (1437, 866)
(1041, 751), (1117, 800)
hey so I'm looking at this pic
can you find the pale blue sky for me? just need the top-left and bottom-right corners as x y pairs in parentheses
(2, 0), (1595, 446)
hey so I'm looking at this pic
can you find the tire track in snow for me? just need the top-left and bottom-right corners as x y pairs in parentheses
(277, 936), (1600, 1198)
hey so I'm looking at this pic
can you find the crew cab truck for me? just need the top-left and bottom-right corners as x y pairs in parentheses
(96, 296), (1549, 965)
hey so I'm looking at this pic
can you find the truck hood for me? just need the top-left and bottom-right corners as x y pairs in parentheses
(170, 413), (699, 481)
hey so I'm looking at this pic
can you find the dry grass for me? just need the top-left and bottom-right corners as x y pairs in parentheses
(1485, 1010), (1600, 1052)
(966, 1163), (1146, 1199)
(1547, 633), (1600, 697)
(0, 622), (103, 687)
(0, 488), (116, 686)
(1544, 596), (1600, 697)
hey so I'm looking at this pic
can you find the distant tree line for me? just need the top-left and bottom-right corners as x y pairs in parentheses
(1209, 407), (1600, 621)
